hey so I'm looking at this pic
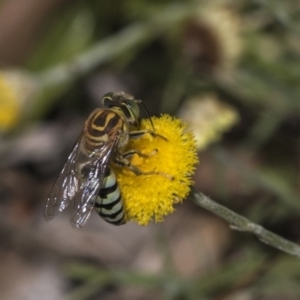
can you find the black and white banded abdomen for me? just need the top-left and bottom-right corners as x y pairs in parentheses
(95, 167), (126, 225)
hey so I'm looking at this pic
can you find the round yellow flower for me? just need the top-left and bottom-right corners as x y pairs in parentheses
(112, 114), (198, 226)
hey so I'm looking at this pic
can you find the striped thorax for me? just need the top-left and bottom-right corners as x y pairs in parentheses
(84, 109), (127, 153)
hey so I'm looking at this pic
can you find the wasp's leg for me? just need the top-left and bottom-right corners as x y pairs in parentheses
(114, 155), (173, 180)
(122, 148), (158, 159)
(128, 129), (168, 142)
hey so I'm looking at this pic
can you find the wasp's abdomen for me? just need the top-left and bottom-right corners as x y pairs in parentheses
(94, 167), (126, 225)
(84, 109), (124, 152)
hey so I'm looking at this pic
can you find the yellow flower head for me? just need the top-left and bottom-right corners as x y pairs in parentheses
(112, 115), (198, 226)
(0, 70), (38, 131)
(0, 74), (20, 130)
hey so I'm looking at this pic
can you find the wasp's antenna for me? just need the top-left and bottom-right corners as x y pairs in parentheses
(138, 101), (155, 131)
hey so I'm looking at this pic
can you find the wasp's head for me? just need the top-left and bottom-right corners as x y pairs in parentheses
(102, 92), (141, 127)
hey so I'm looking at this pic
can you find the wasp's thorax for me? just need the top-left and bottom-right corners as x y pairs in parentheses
(102, 92), (141, 128)
(83, 92), (141, 153)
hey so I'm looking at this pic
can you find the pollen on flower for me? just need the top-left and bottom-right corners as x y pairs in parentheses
(111, 114), (198, 226)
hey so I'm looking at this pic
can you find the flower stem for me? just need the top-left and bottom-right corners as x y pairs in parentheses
(190, 186), (300, 258)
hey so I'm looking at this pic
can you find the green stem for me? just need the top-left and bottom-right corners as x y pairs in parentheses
(190, 186), (300, 258)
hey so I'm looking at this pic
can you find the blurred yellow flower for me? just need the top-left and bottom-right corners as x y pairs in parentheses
(182, 2), (242, 72)
(178, 94), (239, 150)
(0, 70), (38, 131)
(0, 77), (19, 130)
(112, 115), (198, 226)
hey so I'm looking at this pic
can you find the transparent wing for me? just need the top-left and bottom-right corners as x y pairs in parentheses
(44, 133), (83, 221)
(70, 141), (116, 228)
(45, 129), (119, 228)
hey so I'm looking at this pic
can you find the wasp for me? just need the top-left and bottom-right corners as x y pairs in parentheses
(44, 92), (166, 228)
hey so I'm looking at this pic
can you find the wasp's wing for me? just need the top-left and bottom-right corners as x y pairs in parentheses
(44, 134), (84, 221)
(70, 140), (117, 228)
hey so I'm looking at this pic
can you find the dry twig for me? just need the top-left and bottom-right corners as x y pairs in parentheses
(190, 187), (300, 258)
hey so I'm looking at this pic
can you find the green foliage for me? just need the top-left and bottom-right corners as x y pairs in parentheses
(27, 4), (95, 71)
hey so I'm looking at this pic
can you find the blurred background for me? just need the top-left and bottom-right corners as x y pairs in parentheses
(1, 0), (300, 299)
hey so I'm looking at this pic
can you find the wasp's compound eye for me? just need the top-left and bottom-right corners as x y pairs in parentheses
(124, 100), (140, 125)
(102, 93), (114, 108)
